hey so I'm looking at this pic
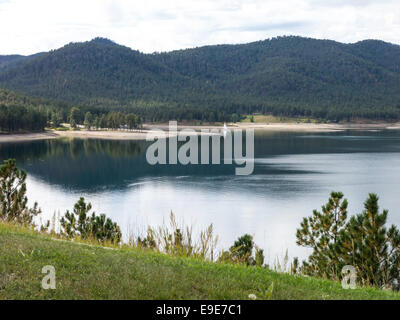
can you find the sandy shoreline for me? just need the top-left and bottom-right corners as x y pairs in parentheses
(235, 122), (400, 131)
(146, 122), (400, 132)
(54, 129), (151, 140)
(0, 131), (59, 143)
(0, 122), (399, 143)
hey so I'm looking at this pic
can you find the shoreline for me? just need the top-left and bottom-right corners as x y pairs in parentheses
(0, 131), (59, 143)
(0, 122), (399, 143)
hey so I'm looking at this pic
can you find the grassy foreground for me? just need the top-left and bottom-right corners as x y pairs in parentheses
(1, 223), (399, 300)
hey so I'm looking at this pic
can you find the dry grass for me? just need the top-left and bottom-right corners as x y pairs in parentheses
(128, 212), (219, 261)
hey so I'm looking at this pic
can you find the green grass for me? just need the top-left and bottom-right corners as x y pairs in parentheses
(1, 223), (399, 300)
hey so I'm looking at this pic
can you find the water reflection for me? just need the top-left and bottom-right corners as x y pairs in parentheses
(1, 131), (399, 192)
(0, 130), (400, 261)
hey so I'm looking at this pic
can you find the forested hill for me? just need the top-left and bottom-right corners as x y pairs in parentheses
(0, 38), (199, 105)
(0, 55), (24, 70)
(0, 53), (45, 72)
(1, 36), (400, 121)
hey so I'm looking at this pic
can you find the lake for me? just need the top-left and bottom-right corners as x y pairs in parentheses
(1, 129), (400, 263)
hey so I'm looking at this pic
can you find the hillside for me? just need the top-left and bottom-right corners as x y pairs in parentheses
(1, 36), (400, 121)
(0, 55), (24, 70)
(1, 222), (399, 300)
(0, 53), (44, 72)
(0, 86), (58, 108)
(0, 38), (199, 104)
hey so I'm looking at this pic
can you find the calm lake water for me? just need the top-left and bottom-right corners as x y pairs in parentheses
(1, 130), (400, 262)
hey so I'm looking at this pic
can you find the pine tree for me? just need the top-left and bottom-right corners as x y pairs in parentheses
(230, 234), (254, 264)
(60, 197), (121, 244)
(0, 159), (41, 225)
(218, 234), (264, 266)
(336, 194), (400, 289)
(84, 111), (92, 130)
(69, 107), (80, 128)
(90, 213), (122, 244)
(50, 110), (63, 128)
(296, 191), (348, 279)
(126, 113), (137, 130)
(296, 192), (400, 289)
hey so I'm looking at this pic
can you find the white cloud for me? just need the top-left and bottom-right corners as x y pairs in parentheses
(0, 0), (399, 55)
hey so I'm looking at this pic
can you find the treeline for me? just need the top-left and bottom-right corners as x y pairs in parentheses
(260, 104), (400, 122)
(62, 107), (143, 130)
(0, 87), (146, 132)
(1, 89), (399, 134)
(111, 103), (241, 123)
(0, 87), (61, 133)
(0, 105), (47, 132)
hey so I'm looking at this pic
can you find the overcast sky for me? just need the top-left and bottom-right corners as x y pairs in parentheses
(0, 0), (399, 55)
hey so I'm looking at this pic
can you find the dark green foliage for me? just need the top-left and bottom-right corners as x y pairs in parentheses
(296, 191), (348, 278)
(0, 38), (188, 105)
(0, 87), (55, 132)
(297, 192), (400, 290)
(231, 113), (239, 123)
(231, 234), (253, 263)
(0, 159), (41, 225)
(75, 109), (143, 130)
(60, 197), (121, 244)
(255, 245), (265, 267)
(291, 257), (299, 275)
(1, 36), (400, 121)
(335, 194), (400, 289)
(84, 111), (92, 129)
(125, 113), (142, 130)
(0, 55), (25, 71)
(50, 110), (63, 128)
(0, 53), (44, 72)
(0, 104), (47, 132)
(69, 107), (81, 128)
(219, 234), (265, 266)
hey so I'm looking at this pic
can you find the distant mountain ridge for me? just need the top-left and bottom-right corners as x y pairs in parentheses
(1, 36), (400, 120)
(0, 53), (45, 72)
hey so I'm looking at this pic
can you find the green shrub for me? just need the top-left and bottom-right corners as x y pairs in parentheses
(219, 234), (264, 266)
(60, 197), (121, 244)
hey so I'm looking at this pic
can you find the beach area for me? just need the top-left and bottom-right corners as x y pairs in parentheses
(0, 122), (400, 143)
